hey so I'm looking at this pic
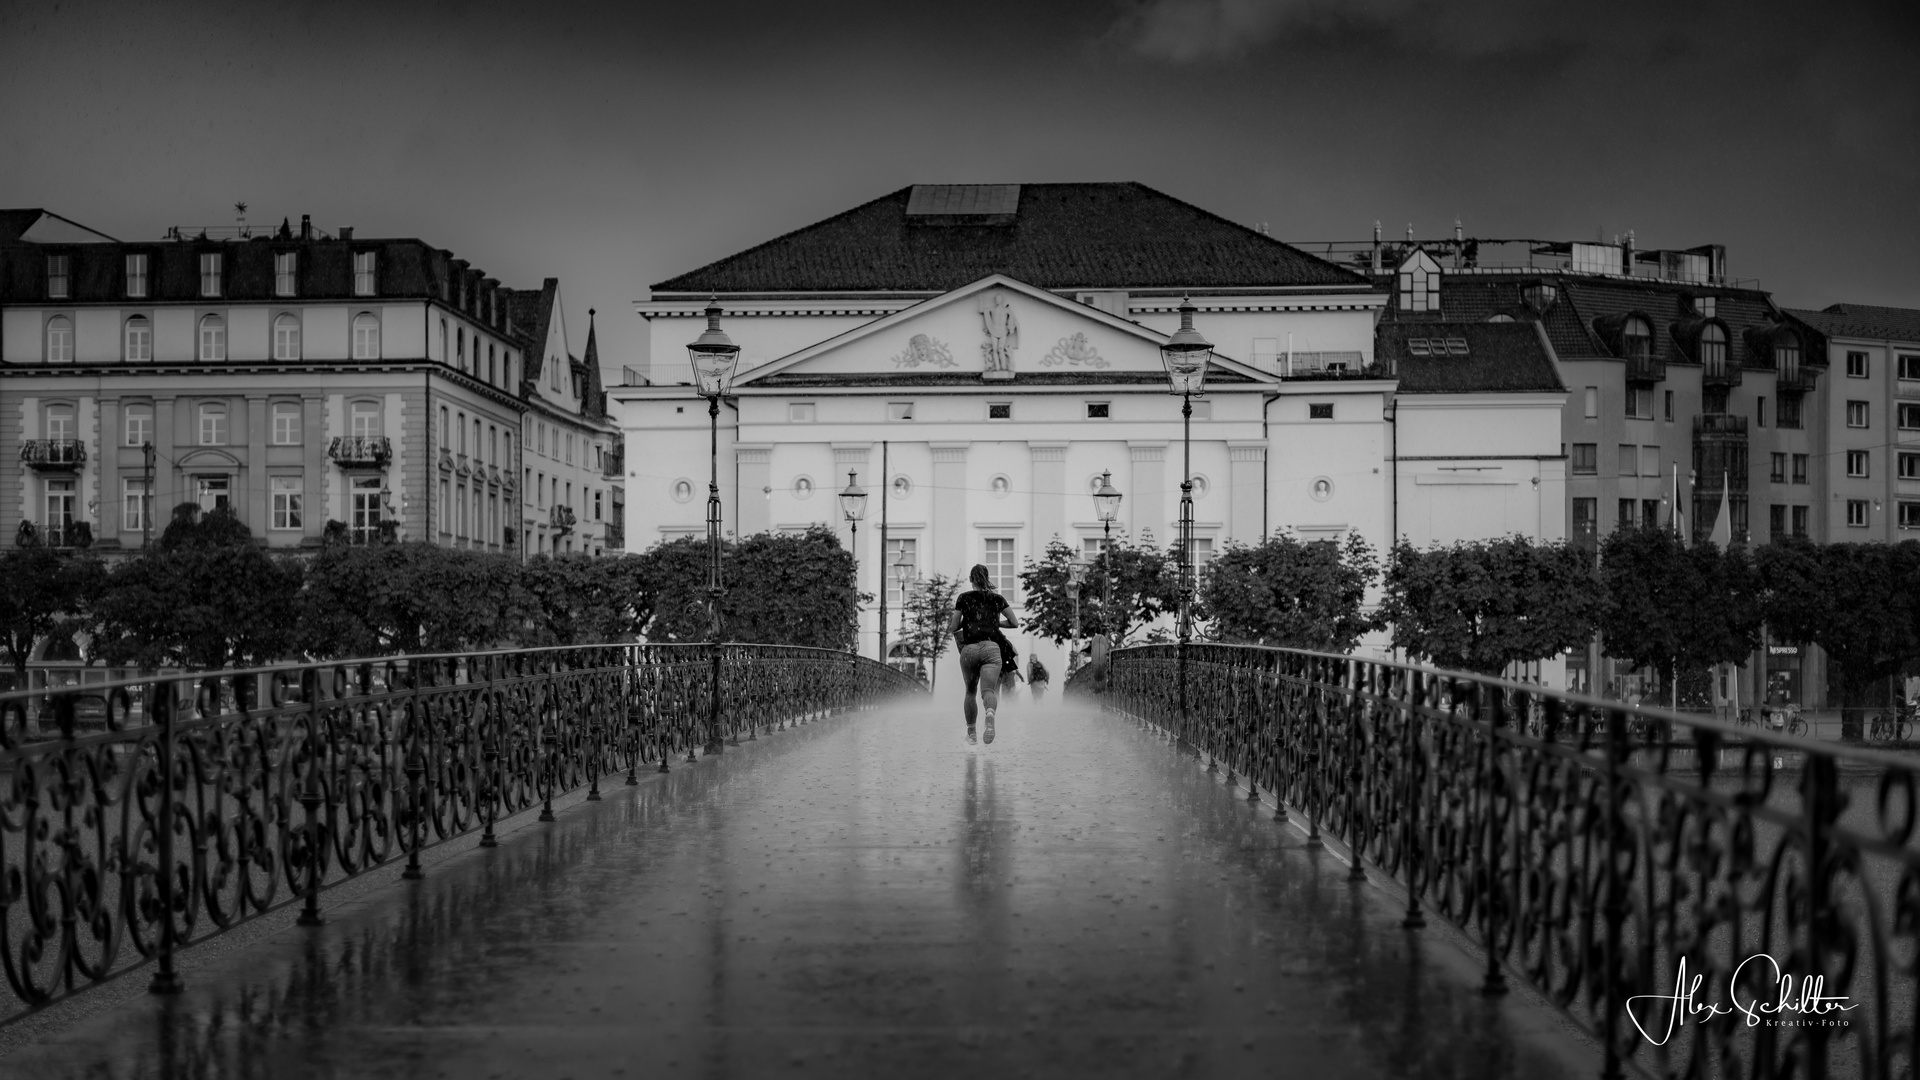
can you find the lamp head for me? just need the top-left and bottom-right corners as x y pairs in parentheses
(892, 551), (914, 586)
(1160, 296), (1213, 396)
(1067, 559), (1089, 587)
(1093, 469), (1123, 523)
(838, 470), (868, 522)
(687, 297), (741, 398)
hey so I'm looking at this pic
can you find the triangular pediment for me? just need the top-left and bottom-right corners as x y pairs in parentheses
(735, 274), (1274, 387)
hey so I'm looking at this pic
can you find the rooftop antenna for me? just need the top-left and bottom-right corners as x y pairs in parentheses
(235, 201), (249, 237)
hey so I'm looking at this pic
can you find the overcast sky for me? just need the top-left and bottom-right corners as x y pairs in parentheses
(4, 0), (1915, 370)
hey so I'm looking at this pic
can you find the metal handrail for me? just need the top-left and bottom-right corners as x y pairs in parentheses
(1073, 641), (1916, 1080)
(0, 642), (922, 1018)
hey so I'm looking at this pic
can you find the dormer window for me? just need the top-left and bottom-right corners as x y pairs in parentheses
(274, 251), (297, 297)
(1621, 317), (1652, 362)
(47, 255), (70, 299)
(1776, 331), (1801, 383)
(1699, 323), (1728, 378)
(1396, 250), (1442, 312)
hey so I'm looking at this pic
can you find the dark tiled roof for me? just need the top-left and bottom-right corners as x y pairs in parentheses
(579, 312), (607, 421)
(652, 183), (1369, 294)
(506, 279), (559, 392)
(1787, 303), (1920, 344)
(753, 369), (1263, 388)
(1375, 322), (1564, 394)
(0, 210), (47, 244)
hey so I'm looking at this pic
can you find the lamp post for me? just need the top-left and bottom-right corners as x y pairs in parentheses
(892, 550), (914, 673)
(839, 470), (868, 653)
(1160, 297), (1214, 753)
(1066, 557), (1088, 645)
(688, 299), (740, 756)
(1092, 470), (1122, 630)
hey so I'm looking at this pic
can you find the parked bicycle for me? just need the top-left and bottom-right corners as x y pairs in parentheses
(1869, 711), (1912, 742)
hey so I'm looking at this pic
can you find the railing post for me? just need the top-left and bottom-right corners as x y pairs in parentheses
(1600, 704), (1626, 1080)
(1347, 660), (1367, 883)
(1480, 680), (1506, 995)
(402, 687), (426, 881)
(297, 669), (327, 927)
(1401, 669), (1425, 930)
(480, 659), (501, 847)
(147, 680), (182, 994)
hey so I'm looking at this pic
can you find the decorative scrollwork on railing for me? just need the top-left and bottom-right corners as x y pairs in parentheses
(0, 643), (922, 1020)
(1075, 642), (1920, 1080)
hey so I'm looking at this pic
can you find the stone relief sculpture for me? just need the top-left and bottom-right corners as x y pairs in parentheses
(1041, 332), (1109, 368)
(889, 333), (956, 368)
(978, 293), (1018, 380)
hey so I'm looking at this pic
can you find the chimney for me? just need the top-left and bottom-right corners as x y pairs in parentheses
(300, 214), (312, 241)
(339, 227), (354, 243)
(1623, 230), (1635, 275)
(1371, 220), (1382, 273)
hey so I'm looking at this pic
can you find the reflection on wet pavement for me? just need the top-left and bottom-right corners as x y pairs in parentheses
(3, 699), (1597, 1079)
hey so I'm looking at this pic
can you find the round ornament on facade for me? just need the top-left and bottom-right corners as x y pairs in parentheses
(1189, 475), (1210, 499)
(989, 474), (1012, 498)
(891, 475), (912, 499)
(792, 476), (815, 500)
(1310, 477), (1334, 502)
(671, 479), (694, 503)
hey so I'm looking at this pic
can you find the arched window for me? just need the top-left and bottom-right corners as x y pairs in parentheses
(273, 313), (301, 360)
(487, 344), (496, 385)
(457, 411), (467, 454)
(199, 314), (227, 361)
(45, 316), (73, 362)
(1621, 317), (1652, 362)
(439, 406), (449, 449)
(351, 313), (380, 359)
(456, 328), (465, 369)
(125, 315), (152, 361)
(1699, 323), (1727, 376)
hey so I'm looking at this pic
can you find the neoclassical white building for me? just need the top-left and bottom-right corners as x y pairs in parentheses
(613, 184), (1567, 681)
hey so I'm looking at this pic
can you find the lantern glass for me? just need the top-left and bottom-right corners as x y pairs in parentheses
(838, 471), (868, 522)
(1160, 296), (1213, 396)
(1093, 471), (1123, 523)
(687, 298), (740, 397)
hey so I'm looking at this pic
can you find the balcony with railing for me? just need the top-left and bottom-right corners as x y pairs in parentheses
(602, 444), (624, 479)
(1623, 350), (1666, 383)
(327, 436), (392, 469)
(603, 517), (625, 550)
(20, 439), (86, 473)
(17, 519), (93, 549)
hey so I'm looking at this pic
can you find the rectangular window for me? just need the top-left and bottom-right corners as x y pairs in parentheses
(125, 254), (148, 298)
(988, 402), (1012, 420)
(1847, 400), (1871, 428)
(1847, 351), (1869, 378)
(789, 402), (816, 423)
(1770, 504), (1786, 539)
(351, 402), (379, 439)
(1626, 386), (1653, 419)
(885, 537), (918, 608)
(1086, 402), (1111, 420)
(1572, 497), (1597, 537)
(1664, 390), (1674, 421)
(1778, 394), (1802, 429)
(195, 476), (230, 513)
(272, 402), (302, 445)
(353, 251), (376, 296)
(887, 402), (914, 421)
(1757, 396), (1766, 428)
(1792, 454), (1809, 484)
(1583, 387), (1598, 418)
(1792, 505), (1808, 537)
(271, 477), (303, 530)
(1902, 502), (1920, 530)
(45, 479), (75, 544)
(1901, 355), (1920, 381)
(274, 251), (297, 297)
(126, 316), (152, 361)
(1848, 450), (1870, 478)
(1618, 445), (1637, 476)
(1571, 443), (1597, 475)
(199, 252), (222, 297)
(1771, 452), (1787, 483)
(46, 255), (69, 299)
(351, 477), (382, 543)
(1900, 403), (1920, 430)
(593, 489), (603, 521)
(1902, 452), (1920, 480)
(1190, 400), (1212, 420)
(1308, 402), (1334, 420)
(1639, 446), (1658, 478)
(1847, 499), (1870, 528)
(123, 478), (150, 533)
(565, 434), (574, 465)
(125, 403), (153, 447)
(1642, 499), (1660, 529)
(984, 538), (1016, 602)
(198, 403), (227, 445)
(1618, 498), (1636, 528)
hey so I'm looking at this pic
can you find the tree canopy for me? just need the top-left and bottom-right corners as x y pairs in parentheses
(1381, 535), (1601, 676)
(1199, 532), (1380, 651)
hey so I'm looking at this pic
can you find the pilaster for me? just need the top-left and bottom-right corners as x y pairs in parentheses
(1228, 441), (1267, 544)
(1030, 441), (1067, 552)
(1128, 441), (1167, 545)
(931, 442), (969, 579)
(737, 444), (772, 535)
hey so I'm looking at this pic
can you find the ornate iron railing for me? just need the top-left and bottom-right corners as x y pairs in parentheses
(0, 643), (920, 1021)
(1076, 642), (1919, 1080)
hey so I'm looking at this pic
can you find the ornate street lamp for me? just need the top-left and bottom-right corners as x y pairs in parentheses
(1160, 297), (1213, 752)
(840, 470), (868, 652)
(1092, 470), (1122, 627)
(1066, 558), (1089, 641)
(688, 298), (739, 757)
(892, 550), (914, 671)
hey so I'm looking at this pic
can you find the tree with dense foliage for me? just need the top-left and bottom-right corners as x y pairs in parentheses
(92, 507), (304, 670)
(1017, 536), (1177, 645)
(1757, 539), (1920, 721)
(299, 542), (526, 657)
(899, 572), (962, 688)
(639, 526), (861, 650)
(0, 543), (104, 688)
(1199, 532), (1380, 650)
(1598, 526), (1765, 705)
(1381, 535), (1603, 676)
(516, 554), (651, 646)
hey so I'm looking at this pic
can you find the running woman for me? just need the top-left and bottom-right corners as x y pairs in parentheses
(948, 563), (1018, 744)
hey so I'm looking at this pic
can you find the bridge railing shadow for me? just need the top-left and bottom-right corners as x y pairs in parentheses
(1072, 642), (1919, 1080)
(0, 643), (923, 1022)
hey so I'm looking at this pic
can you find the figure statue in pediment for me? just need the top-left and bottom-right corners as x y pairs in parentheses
(978, 293), (1018, 379)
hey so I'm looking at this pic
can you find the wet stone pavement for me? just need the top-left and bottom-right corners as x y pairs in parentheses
(4, 697), (1599, 1079)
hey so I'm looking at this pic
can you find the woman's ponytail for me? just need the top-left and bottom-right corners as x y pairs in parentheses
(969, 563), (993, 591)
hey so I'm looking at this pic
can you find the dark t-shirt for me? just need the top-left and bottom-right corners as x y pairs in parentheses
(954, 590), (1011, 646)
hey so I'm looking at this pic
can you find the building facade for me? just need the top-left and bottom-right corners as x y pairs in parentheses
(615, 184), (1568, 682)
(1785, 303), (1920, 543)
(0, 210), (529, 554)
(507, 283), (621, 556)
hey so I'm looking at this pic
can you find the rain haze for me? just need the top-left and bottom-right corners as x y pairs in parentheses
(3, 0), (1916, 373)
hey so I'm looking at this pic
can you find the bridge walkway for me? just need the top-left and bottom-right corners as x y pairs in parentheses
(3, 697), (1597, 1079)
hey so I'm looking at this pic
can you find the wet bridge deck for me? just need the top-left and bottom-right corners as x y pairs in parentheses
(3, 698), (1597, 1079)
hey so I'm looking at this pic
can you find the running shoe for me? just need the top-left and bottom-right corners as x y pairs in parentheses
(984, 709), (996, 744)
(966, 725), (978, 745)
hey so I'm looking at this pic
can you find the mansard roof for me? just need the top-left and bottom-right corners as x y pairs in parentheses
(652, 183), (1370, 295)
(1787, 303), (1920, 344)
(1374, 322), (1565, 394)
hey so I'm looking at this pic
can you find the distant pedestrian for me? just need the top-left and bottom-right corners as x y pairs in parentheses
(1028, 656), (1050, 702)
(948, 564), (1018, 744)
